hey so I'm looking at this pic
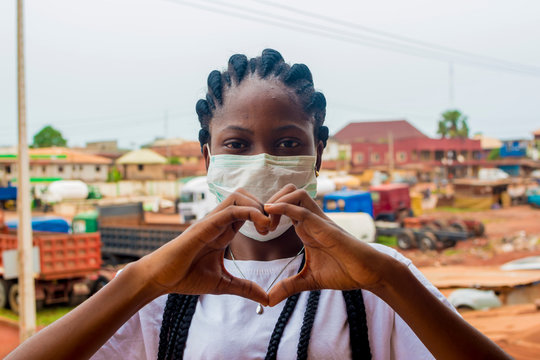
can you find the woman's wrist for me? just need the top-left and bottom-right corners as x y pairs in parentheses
(361, 253), (410, 299)
(121, 257), (169, 303)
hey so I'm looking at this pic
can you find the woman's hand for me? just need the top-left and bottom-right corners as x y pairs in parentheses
(138, 188), (271, 305)
(263, 184), (393, 306)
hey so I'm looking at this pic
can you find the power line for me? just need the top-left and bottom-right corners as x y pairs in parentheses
(162, 0), (540, 77)
(250, 0), (540, 74)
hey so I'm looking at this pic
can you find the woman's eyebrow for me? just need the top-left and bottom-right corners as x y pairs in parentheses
(273, 124), (304, 133)
(223, 125), (254, 134)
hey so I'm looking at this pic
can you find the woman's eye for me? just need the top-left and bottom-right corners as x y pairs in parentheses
(277, 140), (300, 148)
(225, 141), (246, 149)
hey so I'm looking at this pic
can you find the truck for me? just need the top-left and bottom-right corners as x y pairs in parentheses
(0, 209), (102, 313)
(322, 187), (474, 251)
(369, 183), (412, 222)
(73, 203), (190, 265)
(177, 177), (215, 223)
(322, 190), (376, 243)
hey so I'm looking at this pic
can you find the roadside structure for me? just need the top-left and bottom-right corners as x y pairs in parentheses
(150, 140), (206, 179)
(333, 120), (483, 181)
(0, 147), (112, 184)
(115, 149), (167, 180)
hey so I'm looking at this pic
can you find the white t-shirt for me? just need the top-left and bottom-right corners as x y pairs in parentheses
(91, 243), (454, 360)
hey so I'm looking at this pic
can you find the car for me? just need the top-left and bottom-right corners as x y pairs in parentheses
(448, 288), (502, 311)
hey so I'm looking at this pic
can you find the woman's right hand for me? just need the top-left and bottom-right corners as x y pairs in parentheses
(135, 188), (271, 305)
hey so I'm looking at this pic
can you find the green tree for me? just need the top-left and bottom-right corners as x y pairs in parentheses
(32, 125), (67, 148)
(437, 110), (469, 138)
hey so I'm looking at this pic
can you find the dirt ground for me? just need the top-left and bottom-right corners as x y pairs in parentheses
(402, 205), (540, 267)
(1, 205), (540, 358)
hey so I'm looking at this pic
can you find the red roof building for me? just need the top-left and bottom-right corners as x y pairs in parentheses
(334, 120), (428, 143)
(335, 120), (484, 179)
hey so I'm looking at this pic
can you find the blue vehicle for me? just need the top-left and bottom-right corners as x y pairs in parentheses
(527, 188), (540, 208)
(0, 183), (17, 209)
(323, 190), (373, 217)
(6, 216), (71, 233)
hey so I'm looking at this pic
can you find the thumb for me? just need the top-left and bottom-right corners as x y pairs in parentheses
(267, 274), (311, 307)
(220, 275), (269, 306)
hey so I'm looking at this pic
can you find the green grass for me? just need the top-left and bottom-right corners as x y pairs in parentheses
(376, 235), (397, 247)
(0, 306), (74, 326)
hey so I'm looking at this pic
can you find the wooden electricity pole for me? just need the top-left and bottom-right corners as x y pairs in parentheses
(17, 0), (37, 340)
(388, 132), (394, 181)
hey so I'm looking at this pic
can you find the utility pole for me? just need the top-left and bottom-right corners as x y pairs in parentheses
(17, 0), (36, 341)
(164, 110), (171, 159)
(448, 62), (455, 108)
(388, 132), (394, 181)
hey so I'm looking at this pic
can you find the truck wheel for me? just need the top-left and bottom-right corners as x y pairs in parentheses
(450, 221), (467, 233)
(0, 280), (8, 308)
(474, 222), (485, 237)
(69, 294), (87, 307)
(419, 232), (437, 251)
(90, 276), (109, 296)
(397, 229), (415, 250)
(8, 284), (19, 314)
(430, 220), (446, 230)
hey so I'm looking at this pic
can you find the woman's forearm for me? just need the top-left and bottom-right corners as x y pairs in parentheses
(6, 260), (163, 360)
(372, 259), (510, 360)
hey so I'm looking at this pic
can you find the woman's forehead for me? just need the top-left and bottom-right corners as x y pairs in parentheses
(211, 76), (312, 130)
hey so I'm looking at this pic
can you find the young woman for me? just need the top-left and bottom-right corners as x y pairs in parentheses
(7, 49), (509, 360)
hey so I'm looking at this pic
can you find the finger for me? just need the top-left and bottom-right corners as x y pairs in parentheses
(267, 274), (312, 307)
(268, 189), (326, 217)
(218, 275), (269, 306)
(266, 184), (297, 231)
(215, 188), (264, 213)
(264, 202), (314, 225)
(196, 206), (271, 247)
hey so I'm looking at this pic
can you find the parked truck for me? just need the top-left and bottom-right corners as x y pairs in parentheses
(322, 187), (477, 251)
(0, 209), (101, 313)
(73, 203), (190, 265)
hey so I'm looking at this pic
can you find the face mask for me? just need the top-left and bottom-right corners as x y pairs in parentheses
(206, 151), (318, 242)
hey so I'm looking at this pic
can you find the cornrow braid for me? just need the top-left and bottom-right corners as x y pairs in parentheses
(296, 290), (321, 360)
(265, 253), (306, 360)
(157, 294), (199, 360)
(196, 48), (329, 151)
(343, 290), (372, 359)
(264, 293), (301, 360)
(157, 290), (371, 359)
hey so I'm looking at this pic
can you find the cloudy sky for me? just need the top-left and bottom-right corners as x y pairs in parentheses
(1, 0), (539, 149)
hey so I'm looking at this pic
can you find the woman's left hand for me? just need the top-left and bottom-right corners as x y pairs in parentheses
(264, 184), (394, 306)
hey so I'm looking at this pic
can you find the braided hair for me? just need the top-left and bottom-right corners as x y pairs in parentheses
(196, 48), (329, 151)
(157, 50), (371, 359)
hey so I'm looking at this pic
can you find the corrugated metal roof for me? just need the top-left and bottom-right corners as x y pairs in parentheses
(116, 149), (167, 164)
(0, 147), (112, 164)
(333, 120), (428, 143)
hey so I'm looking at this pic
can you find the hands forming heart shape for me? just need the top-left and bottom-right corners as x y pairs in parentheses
(140, 184), (391, 307)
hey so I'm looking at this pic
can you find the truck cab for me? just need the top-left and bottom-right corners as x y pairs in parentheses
(177, 177), (216, 223)
(369, 183), (412, 222)
(322, 190), (376, 243)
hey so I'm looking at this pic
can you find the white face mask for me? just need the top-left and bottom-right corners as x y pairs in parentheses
(206, 151), (318, 242)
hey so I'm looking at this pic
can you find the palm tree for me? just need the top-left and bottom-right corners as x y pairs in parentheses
(438, 110), (469, 138)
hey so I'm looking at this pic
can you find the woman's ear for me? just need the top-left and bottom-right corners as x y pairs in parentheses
(203, 144), (210, 170)
(316, 140), (324, 172)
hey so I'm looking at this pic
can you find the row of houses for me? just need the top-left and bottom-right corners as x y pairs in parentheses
(2, 120), (539, 185)
(322, 120), (540, 180)
(0, 139), (206, 185)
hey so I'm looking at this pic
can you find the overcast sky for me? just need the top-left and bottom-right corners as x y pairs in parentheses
(1, 0), (539, 149)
